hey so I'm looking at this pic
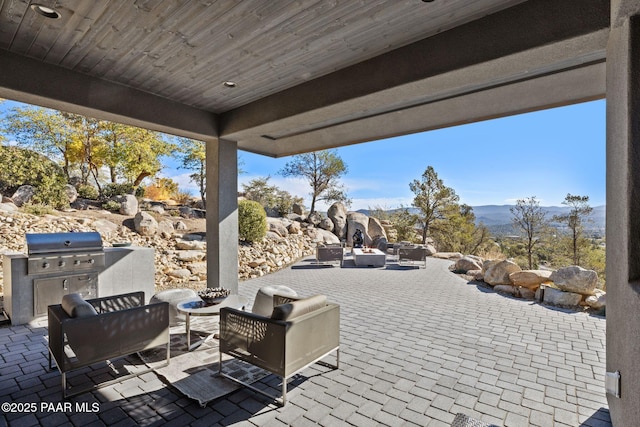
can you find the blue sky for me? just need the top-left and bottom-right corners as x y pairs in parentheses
(2, 98), (605, 211)
(231, 99), (606, 211)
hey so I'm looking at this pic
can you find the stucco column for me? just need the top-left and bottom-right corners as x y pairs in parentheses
(606, 2), (640, 425)
(205, 138), (238, 293)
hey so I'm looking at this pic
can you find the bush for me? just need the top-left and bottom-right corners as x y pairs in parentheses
(0, 146), (68, 209)
(238, 200), (266, 243)
(22, 203), (55, 216)
(101, 183), (145, 199)
(102, 200), (121, 212)
(76, 184), (99, 200)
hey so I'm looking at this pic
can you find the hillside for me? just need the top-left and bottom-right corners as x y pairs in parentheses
(357, 205), (606, 238)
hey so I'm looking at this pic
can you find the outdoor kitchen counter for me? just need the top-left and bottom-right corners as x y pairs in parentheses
(2, 246), (155, 326)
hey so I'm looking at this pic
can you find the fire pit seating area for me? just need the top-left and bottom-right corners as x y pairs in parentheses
(218, 294), (340, 406)
(48, 291), (170, 397)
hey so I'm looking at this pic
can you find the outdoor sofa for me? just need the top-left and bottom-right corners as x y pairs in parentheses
(48, 291), (170, 397)
(218, 294), (340, 405)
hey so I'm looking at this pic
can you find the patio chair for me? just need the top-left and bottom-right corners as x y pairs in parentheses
(48, 291), (170, 397)
(218, 294), (340, 405)
(315, 244), (344, 266)
(397, 246), (428, 268)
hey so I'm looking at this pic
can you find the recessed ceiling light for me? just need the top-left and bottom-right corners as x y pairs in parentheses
(223, 81), (237, 88)
(31, 4), (61, 19)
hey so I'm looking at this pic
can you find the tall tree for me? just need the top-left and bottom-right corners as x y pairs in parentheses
(279, 149), (349, 214)
(3, 107), (74, 178)
(410, 166), (459, 244)
(510, 196), (549, 269)
(117, 128), (175, 192)
(177, 138), (207, 205)
(553, 193), (593, 265)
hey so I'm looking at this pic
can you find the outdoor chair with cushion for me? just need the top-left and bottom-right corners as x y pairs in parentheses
(397, 246), (428, 268)
(218, 294), (340, 405)
(48, 291), (170, 397)
(315, 244), (344, 267)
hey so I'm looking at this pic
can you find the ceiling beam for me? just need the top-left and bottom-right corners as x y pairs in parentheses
(0, 49), (218, 141)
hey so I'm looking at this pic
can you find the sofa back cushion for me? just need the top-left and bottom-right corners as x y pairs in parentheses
(61, 293), (98, 318)
(271, 294), (327, 321)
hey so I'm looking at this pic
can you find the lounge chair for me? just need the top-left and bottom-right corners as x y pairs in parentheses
(218, 294), (340, 405)
(397, 246), (428, 268)
(48, 291), (170, 397)
(315, 244), (344, 266)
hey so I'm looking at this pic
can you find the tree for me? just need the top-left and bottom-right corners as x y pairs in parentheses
(431, 203), (491, 254)
(510, 196), (549, 269)
(279, 149), (349, 214)
(242, 176), (304, 216)
(177, 138), (207, 205)
(409, 166), (459, 244)
(553, 193), (593, 266)
(117, 128), (175, 193)
(389, 206), (420, 243)
(3, 107), (74, 178)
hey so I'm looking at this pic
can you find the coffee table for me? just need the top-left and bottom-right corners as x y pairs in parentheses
(177, 294), (249, 351)
(352, 248), (386, 267)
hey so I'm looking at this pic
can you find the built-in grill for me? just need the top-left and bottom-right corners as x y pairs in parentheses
(26, 232), (105, 317)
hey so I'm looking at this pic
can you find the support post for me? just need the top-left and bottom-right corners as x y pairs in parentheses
(206, 138), (239, 293)
(606, 2), (640, 425)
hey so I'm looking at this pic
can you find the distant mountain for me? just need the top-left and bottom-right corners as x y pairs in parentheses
(357, 205), (606, 238)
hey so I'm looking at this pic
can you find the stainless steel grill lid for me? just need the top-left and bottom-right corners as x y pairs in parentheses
(25, 232), (103, 255)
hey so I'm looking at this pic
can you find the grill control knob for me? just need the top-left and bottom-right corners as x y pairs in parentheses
(74, 260), (81, 266)
(88, 259), (95, 265)
(59, 261), (66, 267)
(42, 262), (50, 269)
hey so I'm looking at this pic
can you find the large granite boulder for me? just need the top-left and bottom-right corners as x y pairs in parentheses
(509, 270), (553, 290)
(266, 217), (289, 238)
(319, 218), (334, 232)
(116, 194), (139, 215)
(11, 185), (35, 207)
(368, 216), (387, 240)
(585, 290), (606, 310)
(484, 260), (521, 286)
(550, 266), (598, 296)
(292, 203), (306, 216)
(347, 212), (371, 247)
(134, 211), (158, 236)
(455, 256), (483, 273)
(328, 202), (348, 240)
(64, 184), (78, 204)
(304, 227), (341, 244)
(543, 287), (583, 306)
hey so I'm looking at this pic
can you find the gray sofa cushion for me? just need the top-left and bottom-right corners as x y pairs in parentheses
(61, 293), (98, 318)
(271, 294), (327, 321)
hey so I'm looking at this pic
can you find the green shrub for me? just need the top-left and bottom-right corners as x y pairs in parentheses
(76, 184), (99, 200)
(22, 203), (55, 216)
(101, 183), (145, 199)
(0, 146), (68, 209)
(102, 200), (121, 212)
(238, 200), (266, 243)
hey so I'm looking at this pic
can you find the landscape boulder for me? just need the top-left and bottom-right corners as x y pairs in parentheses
(484, 259), (521, 286)
(134, 211), (158, 236)
(304, 227), (340, 244)
(328, 202), (348, 240)
(158, 220), (175, 238)
(0, 202), (18, 213)
(455, 256), (483, 273)
(307, 212), (322, 226)
(292, 203), (305, 216)
(543, 287), (583, 306)
(346, 212), (371, 246)
(368, 217), (387, 240)
(432, 252), (463, 260)
(287, 221), (301, 234)
(319, 218), (334, 232)
(11, 185), (35, 207)
(494, 285), (517, 296)
(116, 194), (138, 216)
(64, 184), (78, 204)
(372, 236), (388, 252)
(509, 270), (553, 290)
(550, 266), (598, 296)
(266, 217), (289, 238)
(585, 290), (606, 310)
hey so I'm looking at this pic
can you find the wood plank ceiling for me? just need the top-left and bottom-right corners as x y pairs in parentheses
(0, 0), (609, 156)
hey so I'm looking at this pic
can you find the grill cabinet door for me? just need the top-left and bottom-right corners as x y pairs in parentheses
(33, 273), (98, 317)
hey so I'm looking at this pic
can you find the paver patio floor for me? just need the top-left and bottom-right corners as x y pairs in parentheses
(0, 256), (610, 426)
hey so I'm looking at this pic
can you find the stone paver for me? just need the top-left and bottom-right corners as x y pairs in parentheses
(0, 256), (610, 426)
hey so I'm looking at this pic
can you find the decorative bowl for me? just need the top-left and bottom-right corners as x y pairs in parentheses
(197, 288), (230, 305)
